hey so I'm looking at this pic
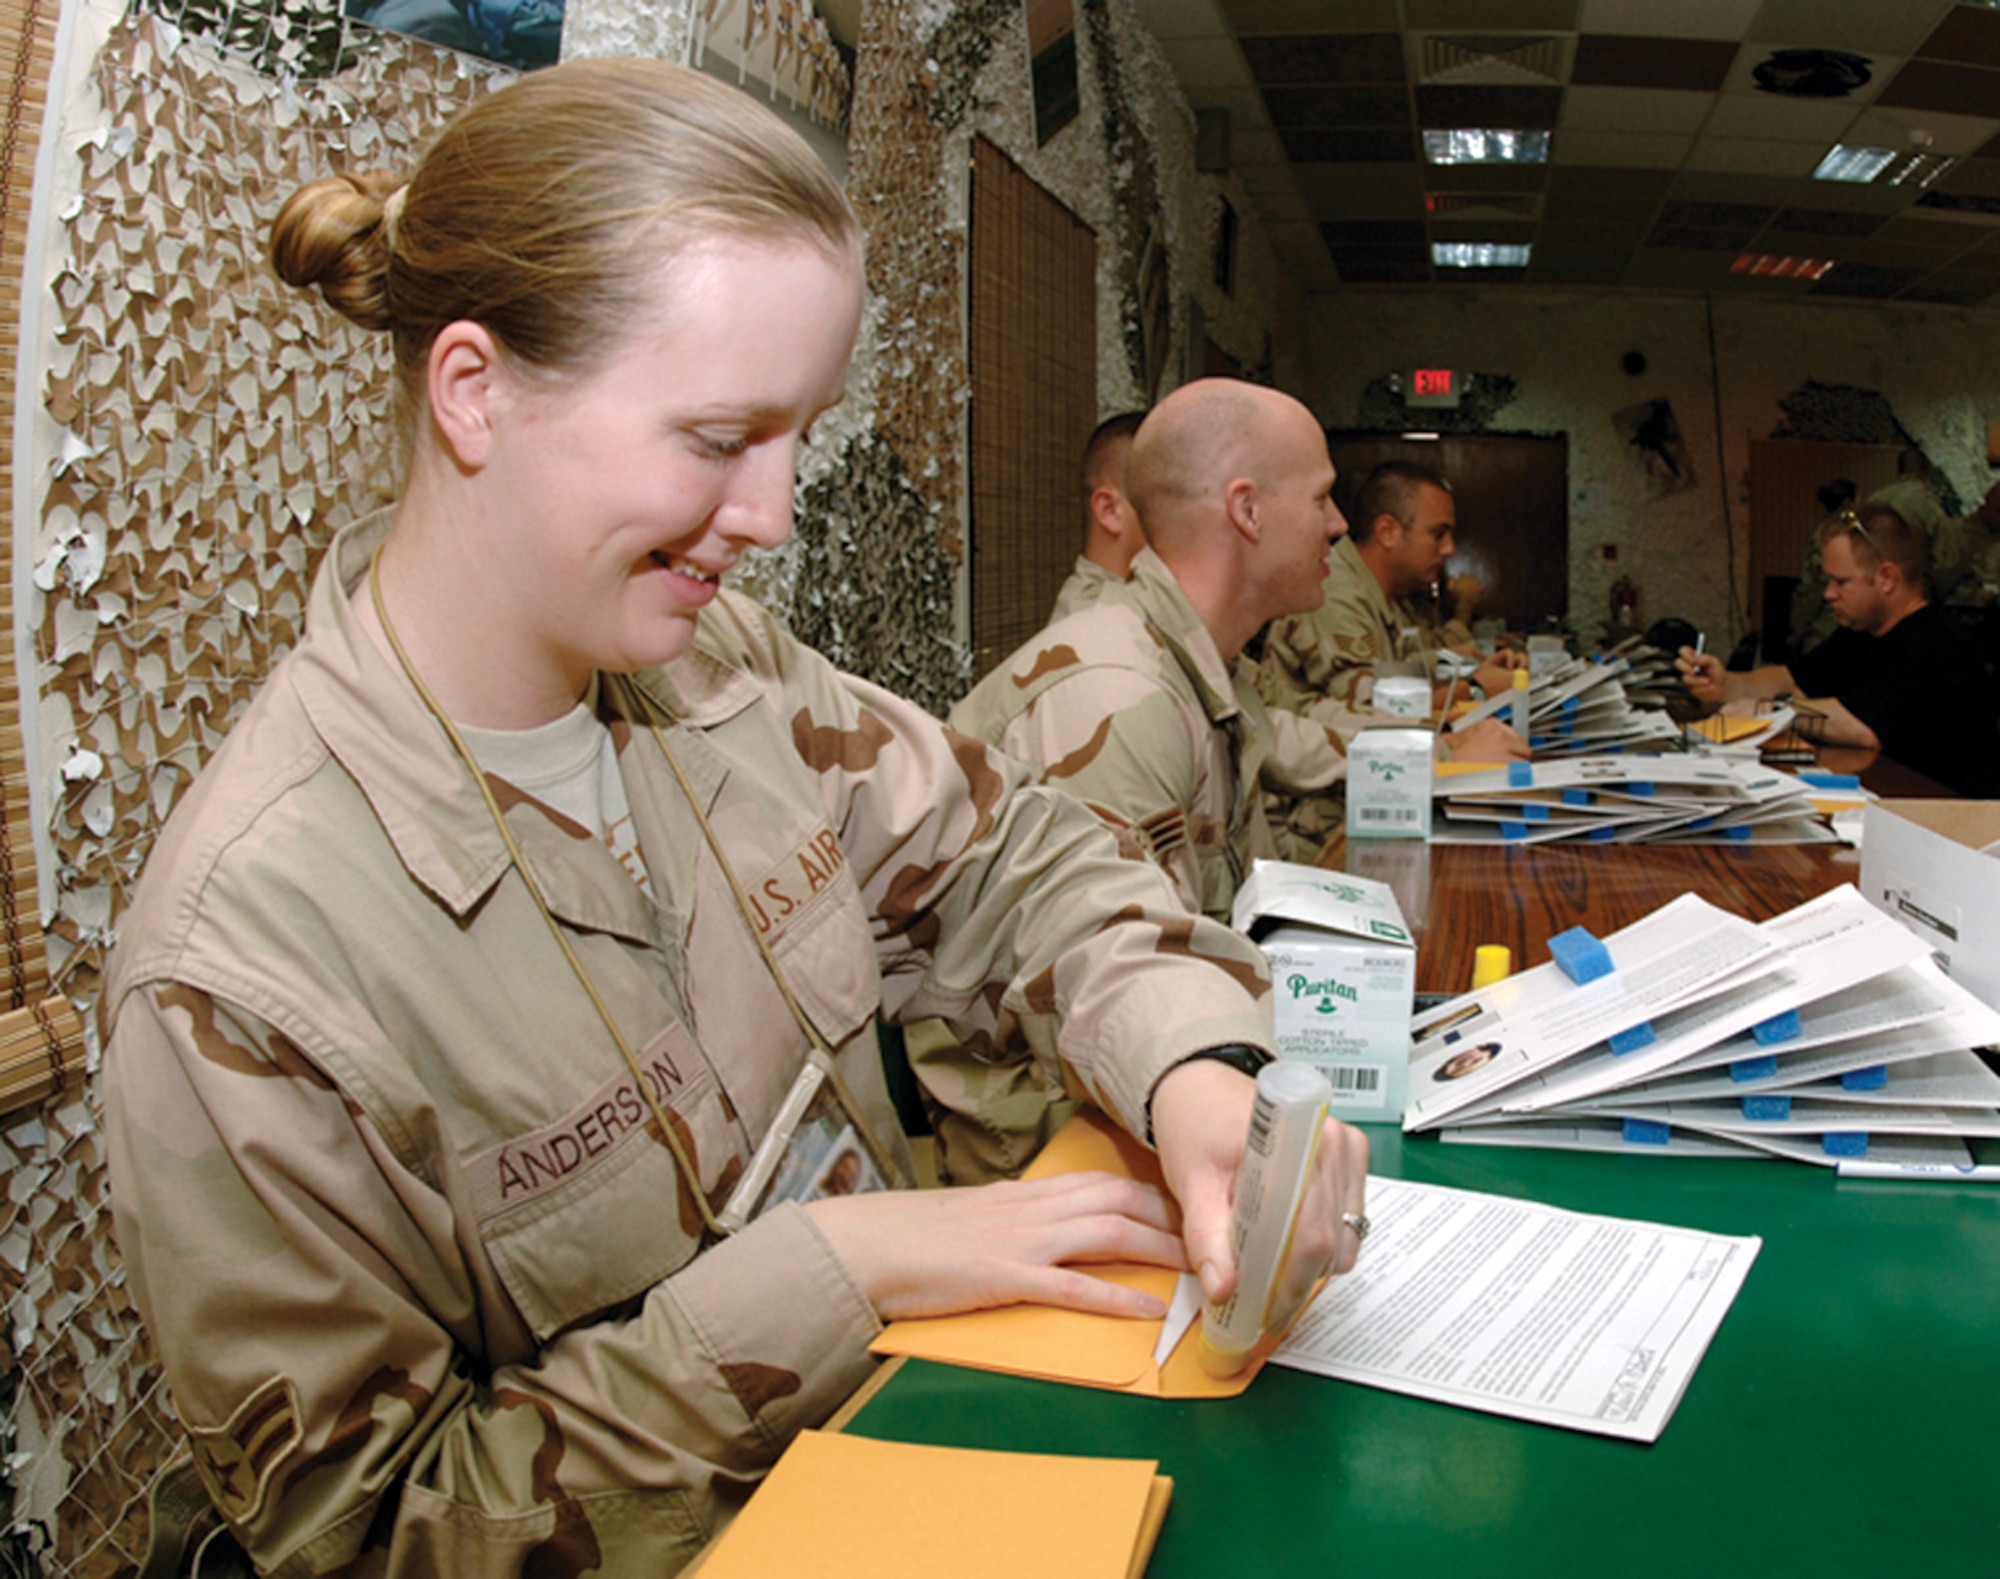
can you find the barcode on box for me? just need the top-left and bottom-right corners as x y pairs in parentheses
(1327, 1067), (1382, 1093)
(1247, 1094), (1276, 1158)
(1356, 808), (1422, 823)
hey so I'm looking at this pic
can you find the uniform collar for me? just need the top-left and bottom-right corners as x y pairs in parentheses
(290, 512), (761, 924)
(1120, 549), (1243, 725)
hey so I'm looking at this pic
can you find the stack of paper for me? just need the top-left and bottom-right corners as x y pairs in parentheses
(1431, 754), (1836, 845)
(1446, 648), (1681, 758)
(1405, 886), (2000, 1170)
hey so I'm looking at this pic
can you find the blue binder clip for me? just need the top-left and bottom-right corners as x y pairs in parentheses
(1563, 789), (1591, 807)
(1524, 803), (1549, 821)
(1729, 1053), (1779, 1083)
(1608, 1021), (1656, 1056)
(1800, 771), (1860, 791)
(1623, 1117), (1671, 1146)
(1752, 1009), (1801, 1047)
(1588, 825), (1618, 842)
(1549, 926), (1614, 985)
(1822, 1132), (1869, 1158)
(1501, 821), (1530, 841)
(1627, 782), (1655, 798)
(1508, 761), (1534, 788)
(1841, 1064), (1888, 1091)
(1742, 1094), (1791, 1121)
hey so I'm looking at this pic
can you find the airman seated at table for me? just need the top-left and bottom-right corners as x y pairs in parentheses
(1048, 410), (1146, 622)
(1259, 459), (1527, 719)
(951, 378), (1354, 921)
(1678, 502), (2000, 798)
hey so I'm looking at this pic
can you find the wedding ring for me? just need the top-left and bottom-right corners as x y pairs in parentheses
(1342, 1211), (1372, 1243)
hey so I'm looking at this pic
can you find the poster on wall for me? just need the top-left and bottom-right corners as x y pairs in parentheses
(345, 0), (563, 71)
(1613, 397), (1697, 497)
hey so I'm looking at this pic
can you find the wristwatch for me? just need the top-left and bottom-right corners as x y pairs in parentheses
(1145, 1043), (1274, 1141)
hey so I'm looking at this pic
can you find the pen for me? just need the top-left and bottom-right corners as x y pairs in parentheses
(1835, 1161), (2000, 1182)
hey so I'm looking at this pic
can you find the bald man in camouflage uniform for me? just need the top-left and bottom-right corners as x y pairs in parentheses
(952, 379), (1353, 919)
(102, 512), (1317, 1576)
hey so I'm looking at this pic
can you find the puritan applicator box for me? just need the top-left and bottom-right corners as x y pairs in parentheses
(1231, 859), (1416, 1123)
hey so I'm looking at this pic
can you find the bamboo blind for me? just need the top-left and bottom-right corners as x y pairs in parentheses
(0, 0), (69, 1118)
(966, 135), (1097, 681)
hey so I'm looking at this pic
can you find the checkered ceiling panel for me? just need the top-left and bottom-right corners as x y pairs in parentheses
(1140, 0), (2000, 304)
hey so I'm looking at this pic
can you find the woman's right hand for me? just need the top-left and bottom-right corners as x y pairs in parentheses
(803, 1171), (1187, 1322)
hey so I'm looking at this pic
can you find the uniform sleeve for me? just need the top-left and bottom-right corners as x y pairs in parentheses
(1262, 706), (1348, 795)
(102, 983), (880, 1577)
(1260, 592), (1380, 711)
(716, 613), (1275, 1141)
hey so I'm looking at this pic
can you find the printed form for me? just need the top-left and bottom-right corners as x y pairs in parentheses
(1267, 1176), (1759, 1442)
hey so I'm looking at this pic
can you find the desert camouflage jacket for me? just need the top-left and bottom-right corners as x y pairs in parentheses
(949, 550), (1345, 921)
(101, 515), (1279, 1577)
(1047, 555), (1121, 622)
(1259, 533), (1472, 713)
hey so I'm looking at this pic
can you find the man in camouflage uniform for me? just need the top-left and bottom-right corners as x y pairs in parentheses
(1048, 410), (1147, 622)
(1931, 479), (2000, 605)
(1256, 460), (1528, 854)
(102, 511), (1307, 1576)
(1260, 459), (1523, 716)
(952, 379), (1352, 920)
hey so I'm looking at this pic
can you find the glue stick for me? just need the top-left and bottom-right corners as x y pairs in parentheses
(1198, 1062), (1333, 1377)
(1471, 945), (1512, 989)
(1510, 667), (1531, 737)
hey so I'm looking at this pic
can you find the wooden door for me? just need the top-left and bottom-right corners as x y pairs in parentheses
(1748, 438), (1901, 652)
(1324, 433), (1569, 632)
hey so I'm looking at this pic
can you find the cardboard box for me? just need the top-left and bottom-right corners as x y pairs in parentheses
(1858, 800), (2000, 1013)
(1231, 859), (1416, 1122)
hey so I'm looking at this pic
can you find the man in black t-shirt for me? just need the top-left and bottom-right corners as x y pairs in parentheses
(1677, 503), (2000, 796)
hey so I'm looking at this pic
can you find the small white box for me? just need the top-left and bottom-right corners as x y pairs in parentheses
(1347, 725), (1433, 841)
(1858, 800), (2000, 1013)
(1232, 859), (1417, 1122)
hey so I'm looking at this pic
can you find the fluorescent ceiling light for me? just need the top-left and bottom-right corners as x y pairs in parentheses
(1814, 145), (1897, 182)
(1433, 242), (1532, 268)
(1401, 432), (1442, 441)
(1423, 129), (1550, 166)
(1731, 253), (1836, 280)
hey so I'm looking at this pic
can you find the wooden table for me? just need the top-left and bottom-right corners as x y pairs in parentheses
(1321, 745), (1948, 995)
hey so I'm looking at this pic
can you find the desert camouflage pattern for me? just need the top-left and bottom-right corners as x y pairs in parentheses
(1931, 506), (2000, 604)
(101, 514), (1278, 1577)
(1260, 533), (1465, 713)
(949, 550), (1345, 922)
(1047, 555), (1122, 623)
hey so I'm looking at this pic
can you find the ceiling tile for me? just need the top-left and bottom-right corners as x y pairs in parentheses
(1914, 6), (2000, 68)
(1552, 129), (1697, 165)
(1414, 84), (1564, 128)
(1413, 32), (1571, 86)
(1546, 163), (1678, 202)
(1421, 162), (1552, 192)
(1870, 213), (1990, 251)
(1811, 261), (1926, 296)
(1527, 254), (1632, 283)
(1876, 60), (2000, 120)
(1752, 231), (1860, 258)
(1426, 190), (1545, 220)
(1898, 279), (2000, 304)
(1262, 83), (1412, 127)
(1322, 219), (1428, 248)
(1277, 126), (1418, 162)
(1917, 189), (2000, 218)
(1239, 32), (1404, 83)
(1684, 136), (1828, 176)
(1667, 170), (1806, 206)
(1404, 0), (1579, 29)
(1702, 91), (1863, 143)
(1657, 198), (1779, 228)
(1579, 0), (1761, 41)
(1937, 158), (2000, 197)
(1560, 85), (1715, 133)
(1767, 204), (1889, 236)
(1429, 218), (1539, 243)
(1746, 1), (1955, 57)
(1160, 35), (1257, 88)
(1844, 102), (2000, 158)
(1572, 35), (1742, 90)
(1220, 0), (1399, 36)
(1622, 247), (1743, 287)
(1293, 161), (1427, 214)
(1328, 251), (1433, 282)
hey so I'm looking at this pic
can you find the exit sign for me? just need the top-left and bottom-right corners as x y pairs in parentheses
(1406, 367), (1460, 409)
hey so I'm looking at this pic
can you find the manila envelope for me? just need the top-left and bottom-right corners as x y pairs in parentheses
(869, 1107), (1277, 1398)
